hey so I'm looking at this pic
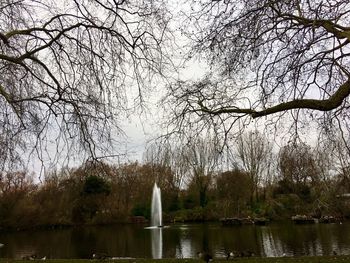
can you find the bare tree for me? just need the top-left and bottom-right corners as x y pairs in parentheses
(314, 139), (335, 183)
(278, 142), (319, 188)
(164, 0), (350, 140)
(183, 135), (220, 207)
(235, 130), (273, 202)
(144, 141), (188, 191)
(329, 135), (350, 192)
(216, 169), (251, 217)
(0, 0), (172, 170)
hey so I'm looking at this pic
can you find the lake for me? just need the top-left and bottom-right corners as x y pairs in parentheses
(0, 221), (350, 259)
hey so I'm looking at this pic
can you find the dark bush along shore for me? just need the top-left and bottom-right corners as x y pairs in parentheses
(1, 256), (350, 263)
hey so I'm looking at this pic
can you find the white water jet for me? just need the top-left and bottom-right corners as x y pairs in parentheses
(151, 183), (162, 227)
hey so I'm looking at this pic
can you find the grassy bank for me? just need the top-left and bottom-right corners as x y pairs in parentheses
(1, 256), (350, 263)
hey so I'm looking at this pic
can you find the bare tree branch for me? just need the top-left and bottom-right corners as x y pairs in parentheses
(163, 0), (350, 142)
(0, 0), (173, 170)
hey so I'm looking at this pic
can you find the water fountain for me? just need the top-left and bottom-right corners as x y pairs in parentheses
(149, 183), (163, 259)
(151, 182), (162, 227)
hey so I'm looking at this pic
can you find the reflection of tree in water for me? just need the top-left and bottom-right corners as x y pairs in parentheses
(258, 226), (284, 257)
(171, 224), (211, 258)
(220, 225), (260, 257)
(201, 224), (210, 254)
(172, 226), (192, 258)
(70, 225), (151, 259)
(162, 226), (183, 258)
(330, 223), (350, 255)
(1, 223), (350, 258)
(71, 227), (101, 259)
(265, 222), (346, 256)
(281, 224), (319, 256)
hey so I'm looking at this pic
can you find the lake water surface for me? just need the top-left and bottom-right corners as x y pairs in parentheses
(0, 221), (350, 259)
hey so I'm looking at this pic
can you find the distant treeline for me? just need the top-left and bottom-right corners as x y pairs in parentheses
(1, 132), (350, 230)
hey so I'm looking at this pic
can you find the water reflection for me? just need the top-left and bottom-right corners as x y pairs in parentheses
(174, 225), (198, 258)
(1, 222), (350, 259)
(259, 226), (284, 257)
(151, 228), (162, 259)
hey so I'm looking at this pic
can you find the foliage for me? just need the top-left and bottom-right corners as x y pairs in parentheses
(215, 169), (252, 217)
(131, 203), (150, 219)
(1, 135), (350, 228)
(82, 176), (111, 196)
(271, 194), (304, 218)
(274, 180), (311, 202)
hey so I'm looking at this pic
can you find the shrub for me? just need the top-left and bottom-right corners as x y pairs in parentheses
(83, 176), (111, 195)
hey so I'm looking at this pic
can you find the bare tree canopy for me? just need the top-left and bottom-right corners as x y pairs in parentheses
(236, 131), (273, 202)
(0, 0), (172, 169)
(164, 0), (350, 138)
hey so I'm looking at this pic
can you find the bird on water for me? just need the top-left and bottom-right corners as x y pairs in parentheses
(22, 254), (46, 260)
(92, 252), (109, 260)
(225, 251), (234, 260)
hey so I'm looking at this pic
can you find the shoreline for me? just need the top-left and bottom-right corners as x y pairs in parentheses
(0, 217), (346, 234)
(1, 255), (350, 262)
